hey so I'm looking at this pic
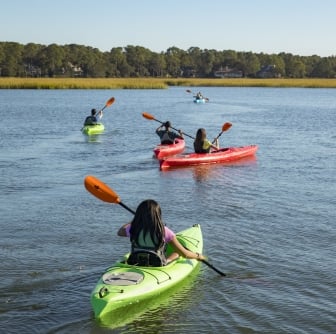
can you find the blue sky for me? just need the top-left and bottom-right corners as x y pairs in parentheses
(1, 0), (335, 57)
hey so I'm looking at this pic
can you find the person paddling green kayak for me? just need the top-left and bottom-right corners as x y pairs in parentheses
(84, 175), (226, 320)
(83, 108), (102, 126)
(117, 199), (205, 266)
(81, 97), (115, 136)
(82, 109), (104, 135)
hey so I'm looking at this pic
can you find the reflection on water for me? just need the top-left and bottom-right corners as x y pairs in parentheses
(84, 133), (104, 143)
(160, 155), (258, 182)
(191, 155), (258, 182)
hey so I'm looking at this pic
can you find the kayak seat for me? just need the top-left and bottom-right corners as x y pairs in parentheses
(127, 250), (165, 267)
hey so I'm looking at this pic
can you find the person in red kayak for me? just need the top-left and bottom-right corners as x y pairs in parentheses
(117, 199), (205, 266)
(156, 121), (184, 144)
(194, 128), (219, 153)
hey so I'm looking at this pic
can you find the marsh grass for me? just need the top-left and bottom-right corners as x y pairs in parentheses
(1, 77), (336, 89)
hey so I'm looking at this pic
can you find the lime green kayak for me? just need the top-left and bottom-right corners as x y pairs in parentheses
(82, 123), (105, 135)
(91, 224), (203, 320)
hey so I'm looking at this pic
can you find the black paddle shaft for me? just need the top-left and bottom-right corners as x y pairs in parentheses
(201, 259), (226, 276)
(153, 118), (195, 139)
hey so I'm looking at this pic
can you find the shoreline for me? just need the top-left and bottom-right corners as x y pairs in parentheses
(1, 77), (336, 89)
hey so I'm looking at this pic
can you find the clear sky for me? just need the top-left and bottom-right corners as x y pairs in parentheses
(1, 0), (335, 57)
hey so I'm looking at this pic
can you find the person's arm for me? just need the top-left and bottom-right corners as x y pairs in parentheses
(211, 138), (219, 150)
(117, 223), (131, 237)
(168, 236), (205, 260)
(156, 124), (164, 132)
(97, 110), (103, 120)
(204, 139), (219, 152)
(177, 130), (184, 139)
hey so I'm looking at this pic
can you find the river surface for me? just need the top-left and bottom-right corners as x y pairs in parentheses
(0, 87), (335, 334)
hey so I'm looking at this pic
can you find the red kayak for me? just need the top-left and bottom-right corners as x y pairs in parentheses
(153, 138), (185, 159)
(160, 145), (258, 170)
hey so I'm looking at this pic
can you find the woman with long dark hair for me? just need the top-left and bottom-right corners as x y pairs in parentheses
(118, 199), (205, 266)
(193, 128), (219, 153)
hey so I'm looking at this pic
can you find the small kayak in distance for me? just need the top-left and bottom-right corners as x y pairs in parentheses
(160, 145), (258, 170)
(153, 138), (186, 159)
(90, 224), (203, 321)
(82, 123), (105, 135)
(194, 98), (206, 103)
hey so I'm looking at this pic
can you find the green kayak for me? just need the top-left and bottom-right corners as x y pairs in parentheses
(82, 123), (105, 135)
(91, 224), (203, 320)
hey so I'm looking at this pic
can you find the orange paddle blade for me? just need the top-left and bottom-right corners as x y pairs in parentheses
(142, 112), (155, 120)
(84, 175), (120, 204)
(222, 122), (232, 132)
(105, 97), (115, 107)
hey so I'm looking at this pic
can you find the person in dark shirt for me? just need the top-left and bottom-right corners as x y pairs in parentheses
(156, 121), (184, 144)
(84, 109), (102, 126)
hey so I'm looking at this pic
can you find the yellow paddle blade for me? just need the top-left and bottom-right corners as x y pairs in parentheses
(142, 112), (155, 120)
(222, 122), (232, 132)
(84, 175), (120, 204)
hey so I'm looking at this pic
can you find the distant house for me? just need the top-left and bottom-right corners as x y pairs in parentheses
(256, 65), (281, 78)
(181, 66), (196, 78)
(68, 62), (83, 77)
(24, 64), (41, 77)
(214, 66), (243, 78)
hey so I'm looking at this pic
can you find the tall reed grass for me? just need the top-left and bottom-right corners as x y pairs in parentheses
(1, 77), (336, 89)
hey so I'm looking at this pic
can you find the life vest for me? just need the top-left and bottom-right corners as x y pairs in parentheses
(128, 230), (167, 266)
(194, 140), (211, 153)
(84, 116), (97, 126)
(160, 131), (174, 144)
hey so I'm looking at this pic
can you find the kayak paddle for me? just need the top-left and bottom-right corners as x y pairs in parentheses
(102, 96), (115, 111)
(201, 259), (226, 276)
(97, 97), (115, 118)
(84, 175), (226, 276)
(84, 175), (135, 214)
(212, 122), (232, 144)
(142, 112), (195, 139)
(207, 122), (232, 151)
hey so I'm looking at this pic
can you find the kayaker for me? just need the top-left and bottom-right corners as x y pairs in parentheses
(194, 128), (219, 153)
(83, 108), (102, 126)
(156, 121), (184, 145)
(195, 91), (203, 100)
(117, 199), (205, 266)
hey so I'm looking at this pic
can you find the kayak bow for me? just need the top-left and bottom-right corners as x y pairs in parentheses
(153, 138), (186, 159)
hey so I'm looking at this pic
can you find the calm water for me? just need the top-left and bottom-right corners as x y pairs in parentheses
(0, 87), (335, 334)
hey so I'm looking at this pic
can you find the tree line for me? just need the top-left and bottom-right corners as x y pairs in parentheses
(1, 41), (335, 78)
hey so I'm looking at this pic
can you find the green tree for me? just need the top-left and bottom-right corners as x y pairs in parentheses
(22, 43), (43, 76)
(106, 47), (134, 77)
(36, 43), (65, 76)
(239, 52), (260, 77)
(281, 53), (306, 78)
(311, 57), (336, 78)
(165, 47), (183, 77)
(125, 45), (152, 77)
(148, 52), (166, 77)
(0, 42), (24, 76)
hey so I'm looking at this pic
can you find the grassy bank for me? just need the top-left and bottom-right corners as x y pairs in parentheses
(1, 77), (336, 89)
